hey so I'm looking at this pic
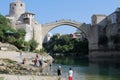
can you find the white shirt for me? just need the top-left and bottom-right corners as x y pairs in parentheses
(68, 70), (73, 77)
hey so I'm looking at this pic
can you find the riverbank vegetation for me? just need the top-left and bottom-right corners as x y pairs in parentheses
(43, 34), (88, 57)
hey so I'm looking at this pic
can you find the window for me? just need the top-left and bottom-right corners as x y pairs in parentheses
(23, 18), (30, 24)
(21, 4), (22, 6)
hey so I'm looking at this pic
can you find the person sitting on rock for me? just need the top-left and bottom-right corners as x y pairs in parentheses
(34, 58), (38, 66)
(22, 58), (26, 64)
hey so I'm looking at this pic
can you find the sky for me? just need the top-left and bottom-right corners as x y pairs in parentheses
(0, 0), (120, 34)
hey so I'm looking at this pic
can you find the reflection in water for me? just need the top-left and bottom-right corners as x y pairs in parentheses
(44, 56), (120, 80)
(86, 63), (120, 80)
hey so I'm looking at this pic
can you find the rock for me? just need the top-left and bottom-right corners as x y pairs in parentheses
(0, 42), (19, 51)
(0, 63), (4, 66)
(0, 51), (54, 75)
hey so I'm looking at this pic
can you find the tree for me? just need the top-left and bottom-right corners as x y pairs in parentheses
(28, 39), (38, 51)
(14, 38), (25, 50)
(0, 14), (15, 42)
(17, 28), (26, 39)
(43, 34), (88, 56)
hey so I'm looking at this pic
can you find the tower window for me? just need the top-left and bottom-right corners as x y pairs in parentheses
(14, 4), (16, 6)
(23, 18), (30, 24)
(21, 4), (23, 6)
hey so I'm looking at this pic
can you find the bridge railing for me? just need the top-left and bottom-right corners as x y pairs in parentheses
(42, 19), (82, 26)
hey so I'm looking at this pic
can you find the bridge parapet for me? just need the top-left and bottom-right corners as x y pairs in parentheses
(42, 19), (82, 28)
(42, 19), (82, 26)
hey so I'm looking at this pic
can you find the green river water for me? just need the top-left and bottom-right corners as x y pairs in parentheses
(44, 56), (120, 80)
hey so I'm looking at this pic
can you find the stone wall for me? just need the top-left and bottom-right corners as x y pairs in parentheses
(89, 49), (120, 63)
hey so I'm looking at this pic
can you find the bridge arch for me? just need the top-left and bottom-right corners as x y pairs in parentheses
(42, 19), (89, 42)
(41, 19), (98, 50)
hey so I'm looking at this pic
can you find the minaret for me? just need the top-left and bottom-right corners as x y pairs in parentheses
(9, 0), (25, 20)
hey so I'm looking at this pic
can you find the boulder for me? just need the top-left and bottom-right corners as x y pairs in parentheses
(0, 42), (19, 51)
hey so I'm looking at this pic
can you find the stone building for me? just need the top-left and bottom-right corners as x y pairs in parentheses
(6, 0), (42, 49)
(91, 8), (120, 49)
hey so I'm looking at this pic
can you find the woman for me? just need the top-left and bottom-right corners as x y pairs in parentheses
(68, 68), (73, 80)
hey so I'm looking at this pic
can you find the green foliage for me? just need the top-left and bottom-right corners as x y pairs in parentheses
(23, 39), (38, 51)
(12, 29), (26, 50)
(33, 49), (45, 55)
(0, 14), (15, 42)
(14, 38), (25, 49)
(33, 50), (40, 53)
(28, 39), (38, 51)
(50, 34), (61, 41)
(0, 14), (9, 25)
(23, 41), (30, 51)
(17, 28), (26, 39)
(7, 36), (16, 43)
(43, 34), (88, 56)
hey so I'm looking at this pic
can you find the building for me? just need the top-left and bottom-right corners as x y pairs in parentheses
(5, 0), (42, 49)
(91, 8), (120, 48)
(70, 30), (86, 40)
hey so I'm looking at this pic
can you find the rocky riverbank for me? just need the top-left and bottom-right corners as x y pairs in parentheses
(0, 74), (65, 80)
(0, 58), (43, 75)
(0, 51), (53, 75)
(0, 51), (66, 80)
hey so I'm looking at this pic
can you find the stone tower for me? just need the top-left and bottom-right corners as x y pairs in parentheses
(9, 0), (25, 20)
(5, 0), (43, 49)
(91, 14), (106, 25)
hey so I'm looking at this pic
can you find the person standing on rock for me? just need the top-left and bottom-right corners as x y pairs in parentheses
(39, 57), (44, 67)
(57, 66), (62, 80)
(39, 58), (42, 67)
(49, 62), (52, 71)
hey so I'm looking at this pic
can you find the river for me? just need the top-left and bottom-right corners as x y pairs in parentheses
(43, 56), (120, 80)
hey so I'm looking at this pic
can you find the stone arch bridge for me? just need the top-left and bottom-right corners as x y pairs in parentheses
(41, 19), (98, 50)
